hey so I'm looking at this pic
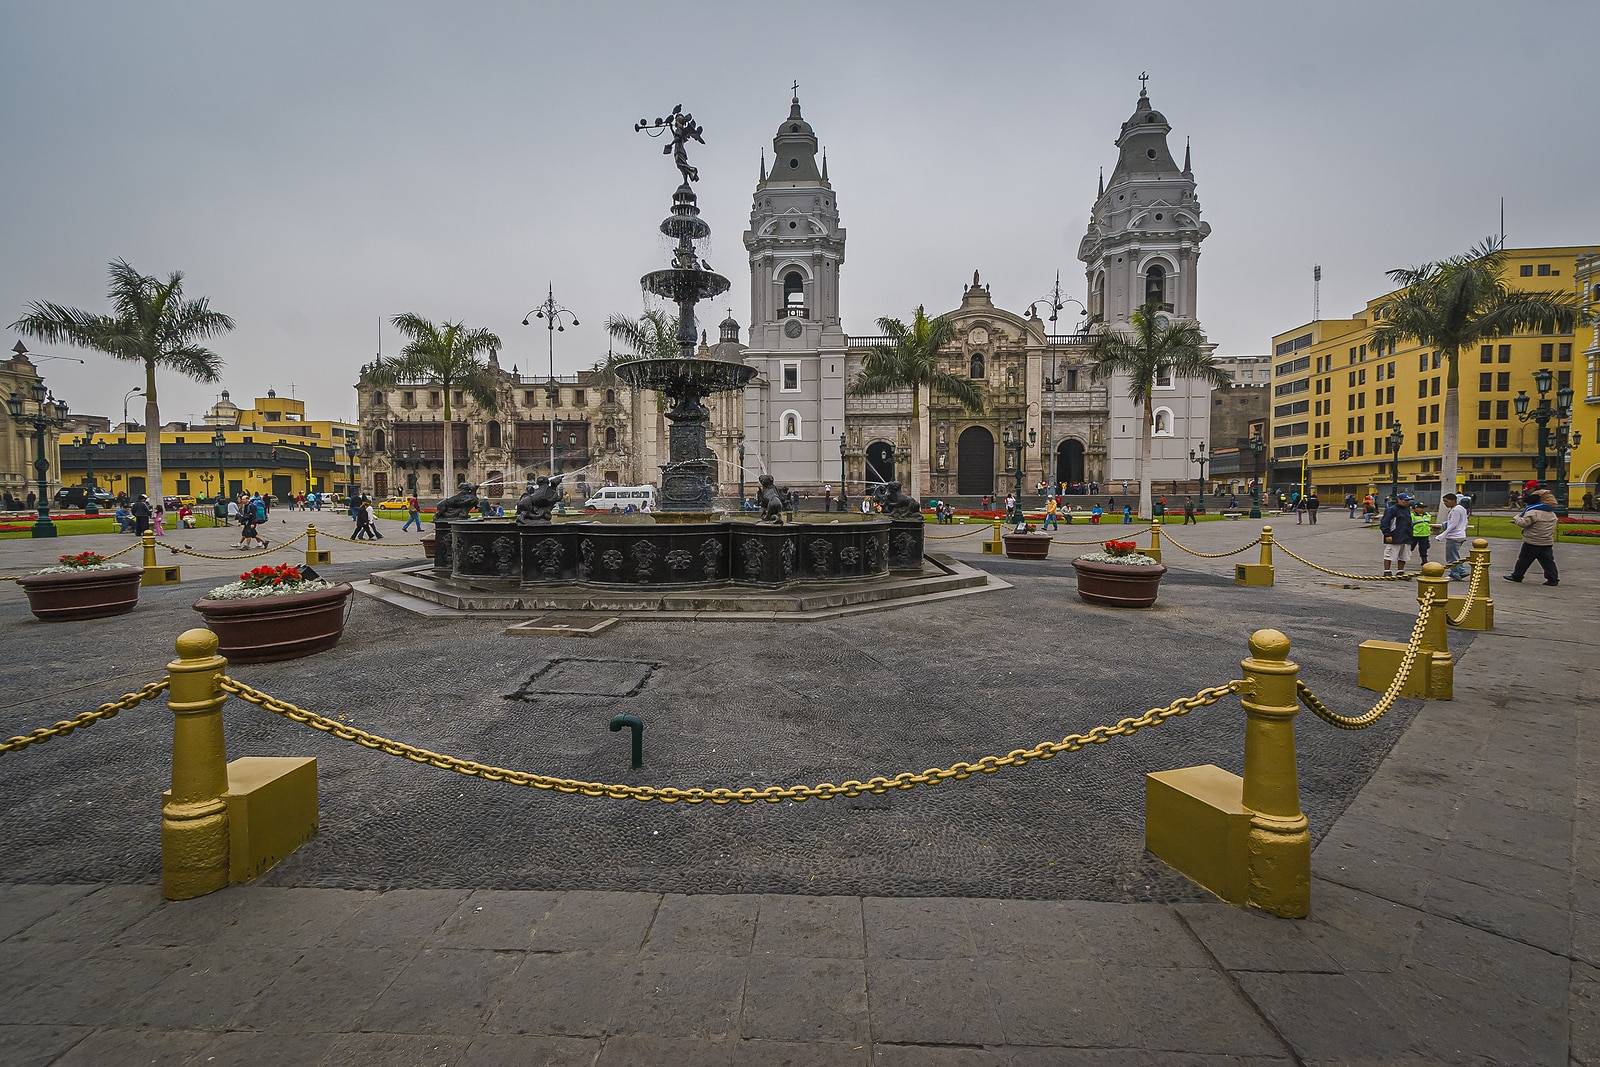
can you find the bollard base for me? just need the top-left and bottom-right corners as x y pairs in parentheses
(223, 756), (318, 884)
(1145, 765), (1251, 907)
(1234, 563), (1273, 587)
(1445, 594), (1493, 631)
(981, 540), (1004, 555)
(305, 550), (332, 565)
(1358, 640), (1453, 700)
(1144, 546), (1163, 563)
(142, 564), (182, 587)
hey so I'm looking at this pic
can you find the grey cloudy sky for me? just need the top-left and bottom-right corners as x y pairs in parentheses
(2, 1), (1592, 426)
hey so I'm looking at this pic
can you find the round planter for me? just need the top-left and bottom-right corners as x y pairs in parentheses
(1003, 533), (1052, 560)
(17, 566), (142, 622)
(193, 583), (353, 662)
(1072, 558), (1167, 608)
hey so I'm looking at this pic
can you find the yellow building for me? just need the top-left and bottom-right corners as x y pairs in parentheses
(1268, 245), (1597, 504)
(1572, 252), (1599, 509)
(61, 391), (362, 502)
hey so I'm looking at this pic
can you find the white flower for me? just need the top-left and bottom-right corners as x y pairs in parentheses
(1076, 550), (1160, 566)
(203, 578), (337, 601)
(33, 562), (137, 575)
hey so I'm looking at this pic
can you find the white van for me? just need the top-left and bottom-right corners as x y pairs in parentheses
(584, 485), (656, 511)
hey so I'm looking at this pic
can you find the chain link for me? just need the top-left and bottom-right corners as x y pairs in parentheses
(160, 530), (308, 561)
(1046, 525), (1155, 544)
(1445, 552), (1486, 626)
(1160, 533), (1263, 559)
(1274, 541), (1411, 581)
(1296, 594), (1434, 730)
(0, 679), (170, 755)
(921, 527), (988, 541)
(220, 675), (1247, 803)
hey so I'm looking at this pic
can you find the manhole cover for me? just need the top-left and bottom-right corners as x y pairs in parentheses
(506, 657), (662, 700)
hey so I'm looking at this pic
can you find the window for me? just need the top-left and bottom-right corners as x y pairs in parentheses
(1479, 372), (1493, 391)
(1386, 386), (1395, 404)
(1497, 372), (1510, 391)
(549, 390), (562, 408)
(372, 391), (385, 406)
(1537, 263), (1551, 276)
(1357, 415), (1365, 432)
(574, 389), (585, 405)
(1558, 369), (1572, 390)
(1417, 406), (1427, 425)
(1520, 264), (1533, 277)
(430, 391), (441, 409)
(1494, 428), (1508, 448)
(523, 391), (535, 406)
(1154, 366), (1174, 388)
(453, 390), (463, 406)
(1430, 379), (1440, 396)
(1144, 263), (1167, 306)
(1540, 343), (1554, 362)
(1429, 404), (1439, 422)
(1358, 369), (1367, 384)
(1480, 345), (1493, 364)
(374, 429), (386, 453)
(783, 271), (807, 318)
(403, 390), (415, 406)
(969, 352), (985, 379)
(1348, 371), (1356, 388)
(487, 421), (501, 449)
(1419, 354), (1428, 372)
(1431, 352), (1442, 370)
(430, 473), (441, 491)
(1478, 401), (1491, 419)
(606, 389), (616, 403)
(1417, 432), (1426, 450)
(1559, 343), (1572, 362)
(780, 410), (802, 440)
(1495, 400), (1508, 419)
(1498, 345), (1510, 363)
(781, 362), (800, 392)
(1356, 439), (1365, 456)
(1153, 407), (1174, 436)
(1428, 432), (1438, 450)
(1065, 368), (1079, 391)
(1420, 380), (1430, 398)
(605, 426), (616, 447)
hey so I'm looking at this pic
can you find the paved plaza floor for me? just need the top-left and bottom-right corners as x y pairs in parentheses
(0, 513), (1594, 1065)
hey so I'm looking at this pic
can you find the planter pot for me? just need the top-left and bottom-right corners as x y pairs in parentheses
(421, 535), (437, 560)
(1072, 558), (1167, 608)
(193, 583), (353, 662)
(17, 566), (142, 621)
(1003, 533), (1052, 560)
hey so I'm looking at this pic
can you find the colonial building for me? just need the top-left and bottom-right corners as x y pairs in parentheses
(1, 341), (66, 502)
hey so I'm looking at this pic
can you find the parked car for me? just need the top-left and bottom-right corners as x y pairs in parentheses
(54, 486), (114, 509)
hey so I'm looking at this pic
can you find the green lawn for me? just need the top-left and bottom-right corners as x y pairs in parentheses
(0, 515), (219, 540)
(1466, 514), (1600, 544)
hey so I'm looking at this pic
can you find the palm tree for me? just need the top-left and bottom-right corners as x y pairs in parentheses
(1370, 238), (1578, 502)
(1086, 303), (1229, 520)
(370, 314), (502, 493)
(605, 309), (680, 363)
(11, 259), (233, 499)
(849, 306), (984, 495)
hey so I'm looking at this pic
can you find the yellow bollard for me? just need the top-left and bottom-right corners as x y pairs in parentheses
(1234, 524), (1275, 586)
(161, 629), (231, 900)
(1146, 518), (1163, 563)
(1357, 561), (1454, 700)
(981, 517), (1004, 555)
(1239, 629), (1310, 917)
(305, 523), (331, 566)
(1145, 628), (1309, 917)
(140, 530), (182, 587)
(1445, 538), (1494, 631)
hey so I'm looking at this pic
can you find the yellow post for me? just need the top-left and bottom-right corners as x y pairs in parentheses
(161, 629), (231, 900)
(1239, 628), (1310, 918)
(140, 530), (181, 587)
(1357, 561), (1454, 700)
(981, 517), (1004, 554)
(1234, 524), (1275, 586)
(1146, 517), (1163, 563)
(1445, 537), (1494, 631)
(305, 523), (331, 566)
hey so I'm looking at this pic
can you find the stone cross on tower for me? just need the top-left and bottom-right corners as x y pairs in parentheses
(1138, 71), (1150, 93)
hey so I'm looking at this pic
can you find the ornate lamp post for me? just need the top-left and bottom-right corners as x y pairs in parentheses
(344, 439), (358, 499)
(838, 431), (847, 510)
(211, 428), (227, 504)
(7, 382), (70, 537)
(1514, 367), (1576, 515)
(398, 445), (420, 494)
(1386, 422), (1404, 502)
(1188, 442), (1209, 494)
(1001, 422), (1037, 522)
(83, 439), (105, 515)
(1247, 435), (1264, 518)
(1026, 278), (1088, 490)
(522, 284), (579, 476)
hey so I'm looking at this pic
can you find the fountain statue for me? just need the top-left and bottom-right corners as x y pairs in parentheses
(617, 105), (756, 514)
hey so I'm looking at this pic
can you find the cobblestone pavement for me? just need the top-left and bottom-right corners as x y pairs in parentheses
(0, 516), (1595, 1064)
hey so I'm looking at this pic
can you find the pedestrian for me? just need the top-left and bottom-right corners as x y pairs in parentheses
(838, 491), (848, 514)
(253, 495), (267, 525)
(1505, 489), (1559, 586)
(1120, 480), (1128, 495)
(1183, 497), (1197, 525)
(353, 497), (372, 540)
(1121, 503), (1132, 524)
(1379, 493), (1411, 575)
(1438, 492), (1470, 580)
(364, 497), (384, 540)
(152, 503), (166, 537)
(1090, 503), (1102, 525)
(1043, 497), (1059, 531)
(113, 502), (130, 533)
(1408, 498), (1433, 565)
(1306, 492), (1319, 525)
(131, 494), (151, 535)
(402, 493), (423, 533)
(237, 506), (267, 549)
(1345, 492), (1357, 518)
(226, 498), (239, 525)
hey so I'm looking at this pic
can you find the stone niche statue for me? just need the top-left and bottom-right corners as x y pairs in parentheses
(879, 480), (922, 520)
(756, 474), (787, 524)
(435, 483), (481, 521)
(515, 475), (563, 525)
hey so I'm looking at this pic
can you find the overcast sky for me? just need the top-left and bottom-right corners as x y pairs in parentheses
(1, 1), (1592, 426)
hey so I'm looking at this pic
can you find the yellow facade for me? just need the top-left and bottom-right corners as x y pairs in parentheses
(1269, 245), (1597, 500)
(1572, 253), (1600, 507)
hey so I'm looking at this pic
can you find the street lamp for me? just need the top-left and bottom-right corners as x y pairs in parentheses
(1247, 435), (1264, 518)
(1026, 275), (1089, 489)
(1386, 422), (1405, 502)
(7, 384), (70, 537)
(523, 283), (580, 476)
(82, 439), (106, 515)
(398, 445), (420, 494)
(838, 431), (847, 511)
(1001, 422), (1037, 522)
(1514, 368), (1576, 515)
(122, 386), (144, 429)
(344, 439), (359, 500)
(736, 432), (746, 508)
(1188, 442), (1209, 493)
(211, 429), (227, 505)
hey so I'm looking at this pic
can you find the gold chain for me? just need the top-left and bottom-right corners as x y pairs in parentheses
(0, 679), (170, 755)
(1296, 595), (1434, 730)
(1160, 533), (1262, 559)
(316, 528), (424, 546)
(1274, 542), (1411, 581)
(161, 530), (307, 561)
(1047, 526), (1155, 544)
(1445, 553), (1486, 626)
(921, 527), (987, 541)
(219, 675), (1247, 803)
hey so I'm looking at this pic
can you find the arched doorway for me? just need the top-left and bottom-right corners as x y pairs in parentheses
(865, 441), (895, 488)
(1056, 439), (1086, 488)
(956, 426), (995, 495)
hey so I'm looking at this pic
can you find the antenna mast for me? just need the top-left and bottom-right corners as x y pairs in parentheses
(1313, 264), (1322, 321)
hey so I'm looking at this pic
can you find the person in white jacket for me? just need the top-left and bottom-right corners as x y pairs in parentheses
(1437, 493), (1470, 580)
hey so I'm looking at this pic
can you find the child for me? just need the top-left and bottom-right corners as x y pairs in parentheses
(152, 504), (166, 537)
(1090, 504), (1103, 525)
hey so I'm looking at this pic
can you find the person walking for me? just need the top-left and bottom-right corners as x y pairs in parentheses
(1306, 491), (1319, 525)
(226, 498), (239, 526)
(1379, 493), (1412, 575)
(1121, 503), (1132, 524)
(236, 505), (267, 549)
(352, 496), (372, 540)
(1345, 492), (1357, 518)
(364, 496), (384, 540)
(1182, 497), (1197, 525)
(1042, 497), (1059, 531)
(1438, 492), (1470, 580)
(152, 503), (166, 537)
(1090, 503), (1102, 525)
(1407, 498), (1433, 565)
(131, 494), (151, 536)
(402, 493), (423, 533)
(1505, 489), (1559, 586)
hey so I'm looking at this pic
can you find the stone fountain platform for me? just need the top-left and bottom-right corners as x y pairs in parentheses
(354, 552), (1004, 622)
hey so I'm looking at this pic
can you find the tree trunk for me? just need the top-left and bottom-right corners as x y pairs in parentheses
(441, 388), (455, 493)
(908, 386), (922, 498)
(1439, 348), (1460, 504)
(143, 360), (161, 501)
(1139, 393), (1155, 521)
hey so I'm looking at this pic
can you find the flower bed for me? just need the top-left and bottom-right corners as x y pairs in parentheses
(205, 563), (337, 601)
(1072, 540), (1167, 608)
(17, 551), (142, 621)
(195, 564), (352, 662)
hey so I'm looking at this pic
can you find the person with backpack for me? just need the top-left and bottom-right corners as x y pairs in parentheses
(402, 493), (423, 533)
(1306, 491), (1320, 525)
(237, 504), (268, 549)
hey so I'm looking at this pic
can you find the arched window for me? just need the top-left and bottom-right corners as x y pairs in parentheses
(969, 352), (985, 379)
(1145, 264), (1167, 307)
(487, 421), (501, 449)
(605, 426), (617, 448)
(1153, 407), (1174, 437)
(430, 472), (442, 491)
(372, 390), (385, 406)
(373, 429), (386, 453)
(780, 410), (802, 440)
(605, 389), (616, 403)
(783, 271), (806, 318)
